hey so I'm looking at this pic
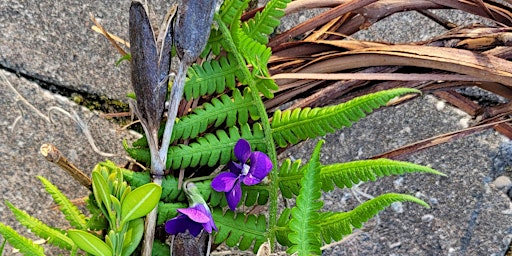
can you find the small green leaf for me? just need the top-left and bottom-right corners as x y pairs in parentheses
(92, 171), (111, 214)
(68, 229), (112, 256)
(122, 218), (144, 256)
(121, 183), (162, 224)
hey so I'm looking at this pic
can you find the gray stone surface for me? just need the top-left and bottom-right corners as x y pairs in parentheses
(1, 1), (512, 255)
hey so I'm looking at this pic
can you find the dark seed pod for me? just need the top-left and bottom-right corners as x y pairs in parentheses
(129, 1), (172, 137)
(173, 0), (217, 65)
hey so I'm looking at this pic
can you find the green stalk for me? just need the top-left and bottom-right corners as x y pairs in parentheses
(214, 14), (279, 248)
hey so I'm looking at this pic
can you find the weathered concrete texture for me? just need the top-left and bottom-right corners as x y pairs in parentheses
(0, 71), (136, 254)
(0, 0), (173, 101)
(1, 0), (512, 255)
(283, 95), (512, 255)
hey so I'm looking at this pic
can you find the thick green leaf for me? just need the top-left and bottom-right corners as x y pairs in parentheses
(92, 171), (111, 214)
(68, 229), (112, 256)
(122, 218), (144, 256)
(121, 183), (162, 224)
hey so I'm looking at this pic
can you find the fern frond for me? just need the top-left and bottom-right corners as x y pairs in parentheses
(277, 158), (303, 199)
(122, 169), (151, 188)
(242, 0), (291, 44)
(5, 201), (74, 250)
(203, 0), (250, 55)
(271, 88), (421, 147)
(175, 88), (260, 141)
(287, 141), (324, 256)
(0, 222), (45, 256)
(184, 54), (244, 100)
(212, 208), (267, 253)
(37, 176), (87, 230)
(319, 193), (429, 243)
(233, 28), (277, 98)
(125, 123), (266, 169)
(320, 159), (445, 191)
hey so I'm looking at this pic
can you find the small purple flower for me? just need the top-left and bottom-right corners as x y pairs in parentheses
(165, 203), (217, 237)
(211, 139), (273, 211)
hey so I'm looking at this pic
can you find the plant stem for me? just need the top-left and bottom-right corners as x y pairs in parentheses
(214, 14), (279, 248)
(141, 176), (162, 256)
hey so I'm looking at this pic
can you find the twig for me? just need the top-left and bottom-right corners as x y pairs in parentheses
(40, 143), (92, 191)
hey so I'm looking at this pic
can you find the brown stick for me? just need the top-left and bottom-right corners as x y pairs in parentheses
(40, 143), (92, 191)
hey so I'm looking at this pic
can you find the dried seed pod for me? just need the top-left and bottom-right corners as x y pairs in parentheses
(129, 1), (172, 140)
(173, 0), (217, 65)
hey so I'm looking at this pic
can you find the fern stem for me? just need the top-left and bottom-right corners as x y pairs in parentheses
(214, 14), (279, 248)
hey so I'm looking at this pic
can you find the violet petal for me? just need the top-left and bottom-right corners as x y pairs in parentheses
(226, 181), (242, 211)
(248, 151), (273, 180)
(234, 139), (251, 163)
(211, 172), (239, 192)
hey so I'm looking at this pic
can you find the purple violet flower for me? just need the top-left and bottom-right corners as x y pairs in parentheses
(165, 183), (217, 237)
(211, 139), (273, 211)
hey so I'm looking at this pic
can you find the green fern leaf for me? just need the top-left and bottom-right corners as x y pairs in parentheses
(319, 193), (429, 243)
(233, 27), (277, 98)
(175, 88), (260, 141)
(125, 123), (266, 170)
(203, 0), (250, 55)
(184, 54), (244, 100)
(122, 169), (151, 188)
(36, 176), (87, 230)
(242, 0), (291, 44)
(0, 222), (45, 256)
(4, 201), (74, 250)
(277, 158), (303, 199)
(320, 159), (445, 191)
(287, 140), (324, 255)
(272, 88), (421, 147)
(212, 208), (267, 253)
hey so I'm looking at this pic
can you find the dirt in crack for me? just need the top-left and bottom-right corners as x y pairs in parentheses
(1, 65), (131, 123)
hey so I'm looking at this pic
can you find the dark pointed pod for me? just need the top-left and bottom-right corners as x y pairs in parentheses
(173, 0), (217, 65)
(129, 1), (173, 139)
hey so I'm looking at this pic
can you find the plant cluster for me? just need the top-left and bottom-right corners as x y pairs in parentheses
(0, 0), (450, 255)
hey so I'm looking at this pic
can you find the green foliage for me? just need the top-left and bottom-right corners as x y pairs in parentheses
(176, 88), (260, 141)
(279, 158), (445, 197)
(125, 123), (266, 169)
(242, 0), (291, 44)
(318, 193), (429, 243)
(287, 141), (324, 255)
(271, 88), (421, 147)
(320, 159), (445, 191)
(0, 222), (44, 256)
(5, 201), (74, 250)
(68, 229), (112, 256)
(212, 208), (267, 253)
(37, 176), (87, 230)
(184, 54), (242, 99)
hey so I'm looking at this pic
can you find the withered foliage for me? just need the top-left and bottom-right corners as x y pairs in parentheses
(251, 0), (512, 158)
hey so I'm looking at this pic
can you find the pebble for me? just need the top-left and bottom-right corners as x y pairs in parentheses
(492, 176), (512, 191)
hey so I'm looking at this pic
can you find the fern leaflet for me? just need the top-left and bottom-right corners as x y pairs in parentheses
(212, 208), (267, 253)
(0, 222), (45, 256)
(37, 176), (87, 230)
(242, 0), (291, 44)
(320, 159), (445, 191)
(272, 88), (421, 147)
(184, 54), (243, 100)
(318, 193), (429, 243)
(174, 88), (260, 141)
(277, 158), (303, 199)
(125, 123), (266, 169)
(5, 201), (74, 250)
(287, 141), (324, 255)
